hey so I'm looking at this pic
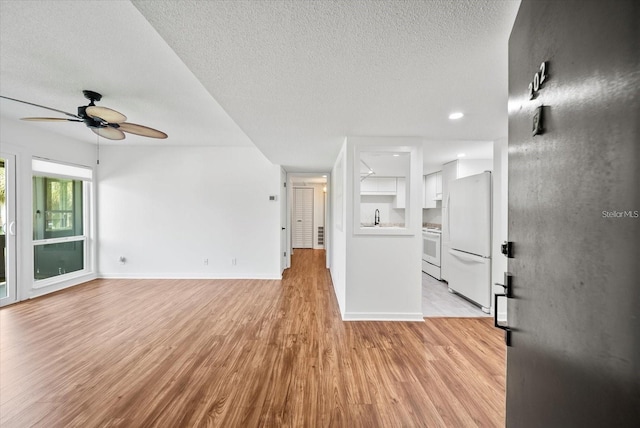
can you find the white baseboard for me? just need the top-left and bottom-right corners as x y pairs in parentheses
(98, 273), (283, 280)
(342, 312), (425, 322)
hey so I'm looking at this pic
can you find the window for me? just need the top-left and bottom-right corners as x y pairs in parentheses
(32, 160), (92, 282)
(34, 178), (83, 236)
(353, 144), (418, 235)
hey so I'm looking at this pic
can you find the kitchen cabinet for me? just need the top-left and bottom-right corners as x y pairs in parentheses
(435, 171), (443, 200)
(423, 171), (442, 208)
(393, 178), (406, 208)
(360, 177), (397, 195)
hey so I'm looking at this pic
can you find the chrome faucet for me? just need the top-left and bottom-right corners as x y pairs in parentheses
(374, 209), (380, 226)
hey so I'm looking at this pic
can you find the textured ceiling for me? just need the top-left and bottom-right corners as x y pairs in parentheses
(132, 0), (521, 171)
(1, 1), (521, 172)
(0, 1), (253, 147)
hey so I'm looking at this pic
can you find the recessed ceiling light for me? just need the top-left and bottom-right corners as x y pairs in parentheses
(449, 112), (464, 120)
(393, 154), (400, 157)
(457, 153), (466, 158)
(322, 175), (327, 178)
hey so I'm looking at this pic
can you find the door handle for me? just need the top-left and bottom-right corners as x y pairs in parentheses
(9, 221), (16, 236)
(494, 272), (513, 346)
(494, 272), (513, 297)
(494, 293), (512, 346)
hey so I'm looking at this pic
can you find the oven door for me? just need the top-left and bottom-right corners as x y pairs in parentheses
(423, 232), (441, 266)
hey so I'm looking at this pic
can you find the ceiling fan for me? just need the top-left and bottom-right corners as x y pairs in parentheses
(0, 90), (167, 140)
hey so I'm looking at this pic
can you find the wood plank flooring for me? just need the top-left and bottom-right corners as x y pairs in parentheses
(0, 249), (505, 427)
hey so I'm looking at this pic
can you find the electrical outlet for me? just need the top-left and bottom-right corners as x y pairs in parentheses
(204, 258), (209, 265)
(232, 258), (237, 266)
(119, 256), (126, 264)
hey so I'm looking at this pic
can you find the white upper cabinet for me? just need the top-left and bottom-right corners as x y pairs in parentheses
(423, 171), (442, 208)
(360, 177), (397, 195)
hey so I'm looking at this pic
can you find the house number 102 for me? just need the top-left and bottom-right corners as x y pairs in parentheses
(528, 61), (548, 99)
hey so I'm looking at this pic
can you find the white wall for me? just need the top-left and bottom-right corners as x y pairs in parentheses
(360, 195), (405, 226)
(422, 207), (442, 225)
(492, 137), (508, 321)
(329, 142), (347, 315)
(0, 120), (98, 300)
(97, 145), (281, 279)
(312, 183), (326, 249)
(340, 136), (423, 321)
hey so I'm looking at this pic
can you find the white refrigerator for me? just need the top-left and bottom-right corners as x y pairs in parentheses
(447, 171), (492, 312)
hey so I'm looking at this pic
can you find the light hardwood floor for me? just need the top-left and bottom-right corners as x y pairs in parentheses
(0, 249), (505, 427)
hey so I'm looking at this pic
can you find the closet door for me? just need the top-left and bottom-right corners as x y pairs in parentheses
(292, 188), (313, 248)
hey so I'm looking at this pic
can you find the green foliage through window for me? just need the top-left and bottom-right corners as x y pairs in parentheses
(33, 177), (83, 240)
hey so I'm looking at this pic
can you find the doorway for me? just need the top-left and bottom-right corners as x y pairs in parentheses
(287, 174), (329, 270)
(0, 153), (17, 307)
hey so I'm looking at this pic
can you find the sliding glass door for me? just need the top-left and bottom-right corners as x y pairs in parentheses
(0, 153), (17, 307)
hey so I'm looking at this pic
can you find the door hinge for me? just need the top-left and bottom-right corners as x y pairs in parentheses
(284, 251), (287, 257)
(284, 182), (287, 187)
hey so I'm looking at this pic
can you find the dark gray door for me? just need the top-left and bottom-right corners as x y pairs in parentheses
(506, 1), (640, 426)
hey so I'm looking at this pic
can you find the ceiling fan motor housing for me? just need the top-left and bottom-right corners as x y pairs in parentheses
(77, 106), (108, 128)
(82, 90), (102, 103)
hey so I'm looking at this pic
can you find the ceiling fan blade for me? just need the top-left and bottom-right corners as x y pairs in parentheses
(118, 122), (168, 139)
(91, 127), (125, 141)
(86, 106), (127, 123)
(21, 117), (83, 122)
(0, 95), (81, 119)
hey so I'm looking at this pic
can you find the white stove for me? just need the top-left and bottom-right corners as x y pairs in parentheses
(422, 228), (442, 279)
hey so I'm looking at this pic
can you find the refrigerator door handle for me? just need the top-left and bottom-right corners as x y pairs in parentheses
(449, 249), (486, 262)
(446, 193), (451, 238)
